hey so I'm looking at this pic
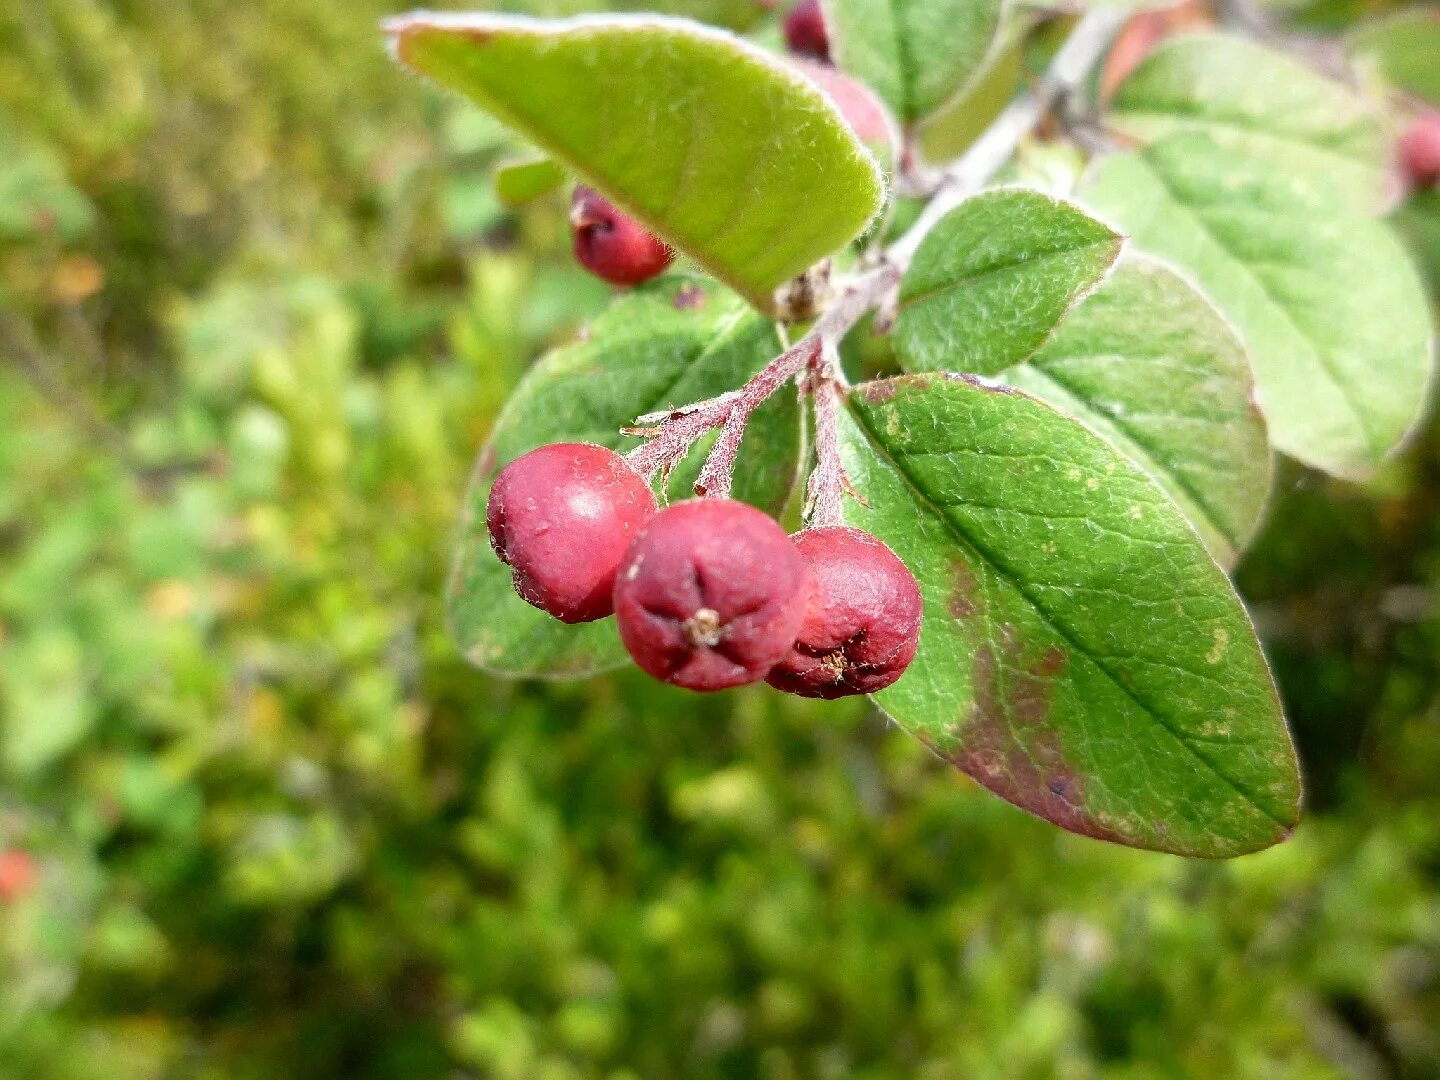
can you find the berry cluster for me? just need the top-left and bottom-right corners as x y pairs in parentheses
(488, 443), (922, 695)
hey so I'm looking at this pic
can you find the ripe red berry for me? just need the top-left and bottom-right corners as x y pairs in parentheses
(487, 442), (657, 624)
(613, 499), (811, 692)
(766, 526), (922, 698)
(570, 186), (674, 286)
(1400, 112), (1440, 190)
(784, 0), (830, 62)
(0, 849), (37, 902)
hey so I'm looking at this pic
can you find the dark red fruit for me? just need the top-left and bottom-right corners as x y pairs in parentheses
(487, 442), (657, 623)
(613, 499), (811, 692)
(570, 186), (673, 286)
(0, 849), (37, 902)
(784, 0), (830, 62)
(1400, 112), (1440, 189)
(766, 526), (921, 698)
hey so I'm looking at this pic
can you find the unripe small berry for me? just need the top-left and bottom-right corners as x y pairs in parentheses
(614, 499), (811, 692)
(570, 186), (674, 286)
(488, 442), (657, 623)
(784, 0), (830, 62)
(766, 526), (921, 698)
(0, 849), (37, 902)
(1400, 112), (1440, 190)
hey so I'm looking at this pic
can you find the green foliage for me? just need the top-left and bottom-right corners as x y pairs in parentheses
(836, 373), (1298, 856)
(894, 188), (1124, 376)
(822, 0), (1006, 122)
(1347, 7), (1440, 105)
(448, 276), (800, 677)
(1082, 132), (1433, 480)
(1002, 255), (1273, 567)
(389, 12), (886, 313)
(2, 0), (1440, 1074)
(1108, 31), (1388, 209)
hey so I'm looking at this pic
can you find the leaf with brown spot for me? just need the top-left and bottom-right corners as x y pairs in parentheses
(838, 373), (1300, 857)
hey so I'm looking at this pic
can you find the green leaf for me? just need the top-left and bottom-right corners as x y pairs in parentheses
(447, 276), (801, 678)
(388, 13), (885, 314)
(839, 373), (1299, 857)
(1348, 8), (1440, 106)
(1108, 31), (1388, 210)
(1081, 134), (1434, 480)
(999, 255), (1271, 567)
(822, 0), (1006, 123)
(895, 188), (1125, 376)
(493, 154), (566, 206)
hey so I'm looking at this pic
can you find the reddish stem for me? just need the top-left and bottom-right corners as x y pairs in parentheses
(804, 359), (849, 528)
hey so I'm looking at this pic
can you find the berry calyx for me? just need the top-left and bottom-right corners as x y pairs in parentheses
(570, 186), (674, 286)
(783, 0), (830, 62)
(766, 526), (922, 699)
(613, 499), (811, 692)
(487, 442), (657, 623)
(1400, 112), (1440, 190)
(0, 849), (37, 902)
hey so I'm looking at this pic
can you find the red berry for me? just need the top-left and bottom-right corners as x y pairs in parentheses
(570, 186), (674, 286)
(1400, 113), (1440, 189)
(784, 0), (830, 62)
(766, 526), (921, 698)
(488, 442), (657, 623)
(0, 849), (37, 902)
(613, 499), (811, 692)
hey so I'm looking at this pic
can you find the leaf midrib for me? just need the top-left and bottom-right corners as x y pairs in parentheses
(1134, 155), (1382, 458)
(847, 387), (1291, 830)
(1010, 359), (1239, 558)
(899, 236), (1122, 313)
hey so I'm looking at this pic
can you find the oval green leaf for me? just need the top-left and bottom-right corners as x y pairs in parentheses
(1081, 133), (1434, 481)
(822, 0), (1006, 123)
(1107, 31), (1388, 210)
(448, 276), (801, 678)
(896, 188), (1125, 376)
(388, 12), (885, 314)
(999, 254), (1272, 567)
(839, 373), (1299, 856)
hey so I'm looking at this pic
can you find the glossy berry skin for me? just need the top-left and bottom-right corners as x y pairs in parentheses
(1400, 113), (1440, 189)
(570, 186), (673, 286)
(0, 849), (37, 902)
(783, 0), (830, 62)
(766, 526), (922, 699)
(614, 499), (811, 692)
(487, 442), (657, 624)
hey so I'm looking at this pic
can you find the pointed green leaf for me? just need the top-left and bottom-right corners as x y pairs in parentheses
(895, 188), (1125, 376)
(1348, 9), (1440, 107)
(1000, 255), (1272, 567)
(388, 13), (885, 314)
(1082, 134), (1434, 480)
(1108, 31), (1388, 209)
(822, 0), (1006, 123)
(839, 373), (1299, 857)
(448, 277), (801, 677)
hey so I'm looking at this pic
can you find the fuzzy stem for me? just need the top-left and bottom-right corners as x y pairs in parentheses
(692, 337), (821, 497)
(804, 355), (849, 528)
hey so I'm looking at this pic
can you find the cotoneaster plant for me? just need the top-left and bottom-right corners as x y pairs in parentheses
(387, 2), (1438, 858)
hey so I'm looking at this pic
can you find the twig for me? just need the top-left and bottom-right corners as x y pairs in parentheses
(886, 6), (1129, 268)
(803, 350), (852, 528)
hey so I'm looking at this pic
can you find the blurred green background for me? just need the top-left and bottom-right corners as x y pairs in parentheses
(2, 1), (1439, 1077)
